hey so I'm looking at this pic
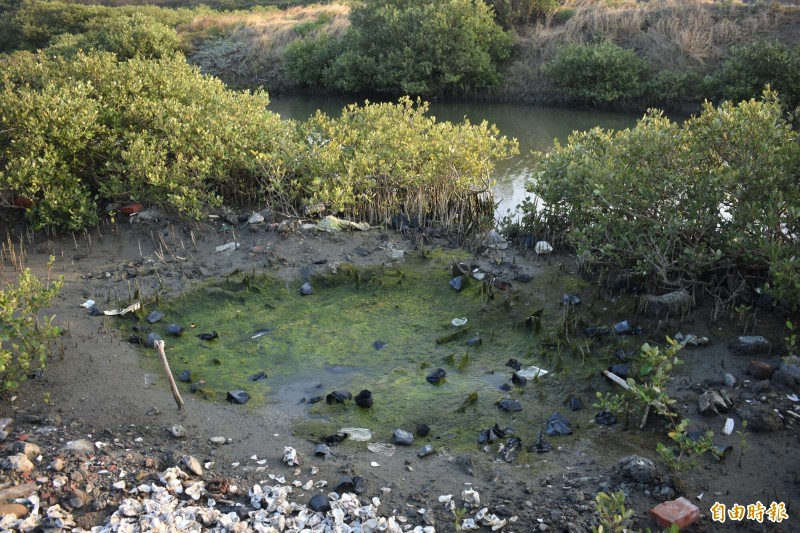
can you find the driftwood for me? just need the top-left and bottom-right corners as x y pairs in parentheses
(154, 339), (185, 411)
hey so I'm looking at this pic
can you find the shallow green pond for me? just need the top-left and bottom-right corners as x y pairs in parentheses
(141, 253), (614, 450)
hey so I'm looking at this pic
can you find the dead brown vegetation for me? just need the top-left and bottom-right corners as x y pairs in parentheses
(497, 0), (800, 101)
(180, 4), (350, 89)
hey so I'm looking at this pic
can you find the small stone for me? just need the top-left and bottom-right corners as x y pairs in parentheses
(698, 390), (729, 415)
(724, 373), (737, 388)
(49, 457), (66, 471)
(182, 456), (203, 476)
(178, 370), (191, 383)
(62, 439), (95, 454)
(168, 425), (188, 439)
(0, 503), (28, 519)
(308, 494), (331, 513)
(209, 436), (227, 445)
(641, 290), (691, 317)
(747, 360), (774, 380)
(750, 379), (771, 393)
(393, 429), (414, 446)
(2, 453), (34, 473)
(618, 455), (656, 484)
(299, 282), (313, 296)
(146, 310), (165, 324)
(729, 336), (771, 355)
(737, 404), (783, 432)
(417, 444), (435, 458)
(11, 441), (41, 459)
(227, 389), (251, 404)
(498, 399), (523, 412)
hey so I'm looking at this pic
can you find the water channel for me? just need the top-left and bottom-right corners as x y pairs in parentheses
(267, 95), (642, 217)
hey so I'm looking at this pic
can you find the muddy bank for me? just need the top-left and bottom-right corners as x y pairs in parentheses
(1, 208), (798, 532)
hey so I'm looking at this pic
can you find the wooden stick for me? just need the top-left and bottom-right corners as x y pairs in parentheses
(602, 369), (630, 390)
(154, 340), (184, 411)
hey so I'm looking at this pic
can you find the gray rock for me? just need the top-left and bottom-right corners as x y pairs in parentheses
(182, 455), (203, 476)
(640, 290), (691, 318)
(737, 404), (783, 432)
(393, 429), (415, 446)
(50, 457), (66, 472)
(773, 369), (800, 392)
(66, 488), (88, 509)
(11, 441), (41, 459)
(0, 418), (11, 441)
(728, 336), (770, 355)
(775, 355), (800, 386)
(209, 436), (227, 445)
(3, 453), (34, 473)
(168, 425), (188, 439)
(617, 455), (656, 484)
(750, 380), (771, 393)
(724, 373), (737, 388)
(62, 439), (95, 454)
(698, 390), (730, 415)
(417, 444), (435, 458)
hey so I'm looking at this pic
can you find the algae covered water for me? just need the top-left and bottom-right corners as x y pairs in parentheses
(146, 254), (600, 450)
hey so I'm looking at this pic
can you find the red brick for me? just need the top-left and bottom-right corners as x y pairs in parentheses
(650, 497), (700, 529)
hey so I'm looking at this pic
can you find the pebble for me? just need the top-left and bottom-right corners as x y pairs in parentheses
(3, 453), (34, 473)
(0, 503), (28, 518)
(393, 429), (414, 446)
(62, 439), (95, 454)
(209, 436), (227, 445)
(168, 425), (188, 439)
(182, 455), (203, 476)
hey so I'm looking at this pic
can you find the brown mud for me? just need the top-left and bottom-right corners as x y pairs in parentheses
(1, 207), (798, 532)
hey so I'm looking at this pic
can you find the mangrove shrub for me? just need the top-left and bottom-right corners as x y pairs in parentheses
(0, 50), (298, 228)
(530, 91), (800, 308)
(543, 41), (649, 107)
(704, 41), (800, 112)
(286, 0), (513, 96)
(291, 97), (518, 233)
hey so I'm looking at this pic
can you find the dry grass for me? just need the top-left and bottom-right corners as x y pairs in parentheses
(181, 4), (350, 88)
(502, 0), (800, 100)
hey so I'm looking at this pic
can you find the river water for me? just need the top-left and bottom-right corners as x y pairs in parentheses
(267, 95), (642, 219)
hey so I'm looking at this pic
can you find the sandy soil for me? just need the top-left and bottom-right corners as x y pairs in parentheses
(1, 206), (798, 532)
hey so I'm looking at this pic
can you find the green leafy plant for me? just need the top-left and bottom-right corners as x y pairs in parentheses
(593, 490), (633, 533)
(785, 320), (798, 356)
(0, 257), (63, 392)
(543, 41), (649, 106)
(656, 418), (719, 473)
(737, 420), (750, 468)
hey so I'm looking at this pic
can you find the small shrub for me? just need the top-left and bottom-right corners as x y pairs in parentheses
(704, 41), (800, 111)
(0, 257), (63, 392)
(645, 68), (701, 110)
(543, 41), (649, 106)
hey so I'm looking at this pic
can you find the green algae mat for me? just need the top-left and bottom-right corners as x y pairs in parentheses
(142, 255), (600, 450)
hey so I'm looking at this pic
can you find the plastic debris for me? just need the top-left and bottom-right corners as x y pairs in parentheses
(104, 301), (141, 316)
(546, 412), (572, 436)
(282, 446), (301, 466)
(166, 324), (184, 337)
(316, 215), (370, 232)
(528, 430), (552, 453)
(534, 241), (553, 255)
(299, 282), (313, 296)
(80, 299), (95, 308)
(339, 428), (372, 441)
(499, 437), (522, 463)
(516, 366), (548, 379)
(215, 242), (240, 254)
(722, 418), (735, 435)
(226, 389), (250, 404)
(248, 212), (265, 224)
(595, 410), (617, 426)
(326, 390), (352, 404)
(477, 424), (513, 445)
(196, 331), (218, 341)
(146, 310), (165, 324)
(561, 293), (581, 306)
(426, 368), (447, 385)
(450, 276), (464, 292)
(367, 443), (396, 456)
(497, 399), (523, 412)
(451, 317), (468, 327)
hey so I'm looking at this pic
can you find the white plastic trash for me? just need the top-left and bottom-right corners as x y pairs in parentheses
(722, 418), (734, 435)
(451, 318), (468, 327)
(339, 427), (372, 441)
(516, 366), (549, 379)
(215, 242), (240, 253)
(535, 241), (553, 255)
(80, 299), (95, 308)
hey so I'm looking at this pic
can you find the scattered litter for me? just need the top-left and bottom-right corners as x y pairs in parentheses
(595, 410), (617, 426)
(299, 282), (313, 296)
(451, 317), (468, 327)
(80, 299), (95, 308)
(534, 241), (553, 255)
(675, 332), (710, 347)
(787, 394), (799, 402)
(722, 418), (735, 435)
(339, 428), (372, 441)
(516, 366), (548, 379)
(450, 276), (464, 292)
(462, 489), (481, 508)
(528, 430), (551, 453)
(367, 443), (396, 456)
(561, 294), (581, 306)
(316, 215), (370, 232)
(546, 412), (572, 436)
(104, 301), (140, 316)
(477, 424), (512, 445)
(426, 368), (447, 385)
(370, 461), (380, 467)
(282, 447), (301, 466)
(146, 310), (164, 324)
(215, 242), (240, 254)
(499, 437), (522, 463)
